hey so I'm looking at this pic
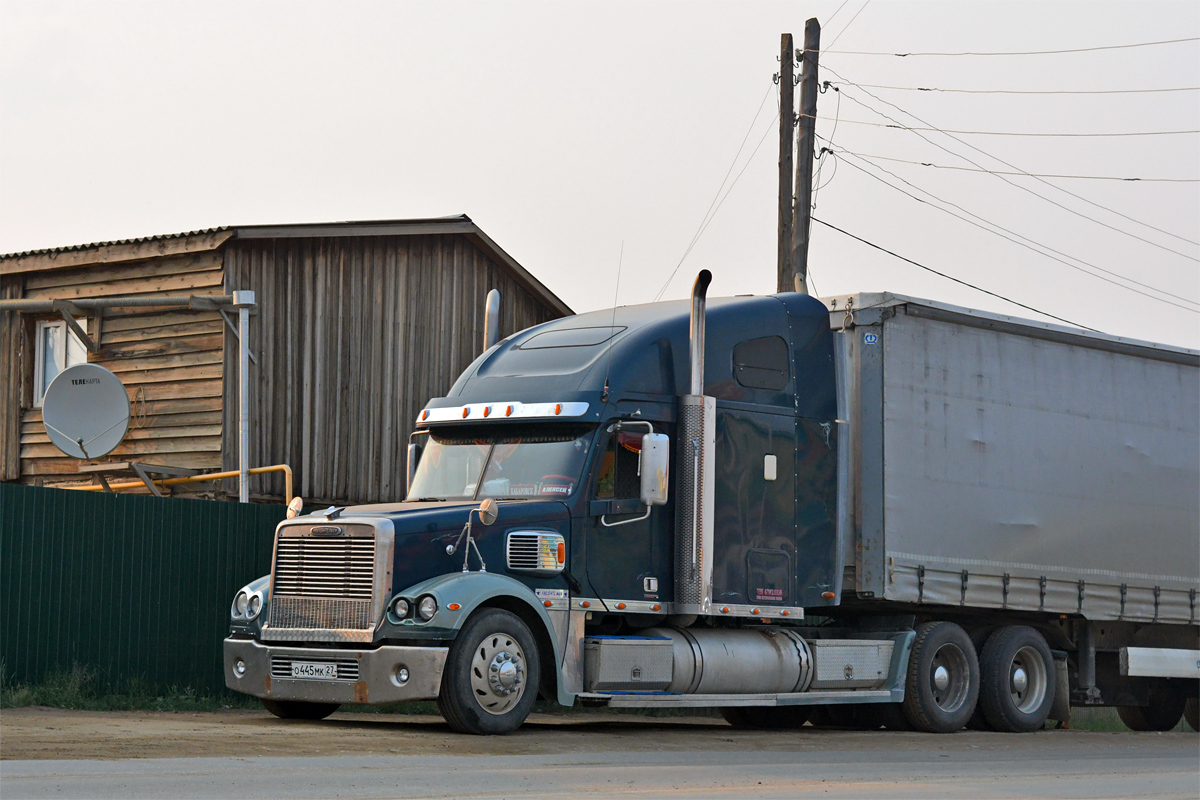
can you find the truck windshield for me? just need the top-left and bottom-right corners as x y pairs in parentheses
(407, 426), (595, 501)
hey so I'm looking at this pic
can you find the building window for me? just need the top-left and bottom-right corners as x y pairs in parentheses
(34, 319), (88, 407)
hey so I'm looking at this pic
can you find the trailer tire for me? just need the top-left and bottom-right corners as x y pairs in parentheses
(260, 699), (339, 720)
(437, 608), (540, 735)
(979, 626), (1054, 733)
(1117, 680), (1185, 732)
(720, 706), (810, 729)
(1184, 698), (1198, 732)
(901, 621), (979, 733)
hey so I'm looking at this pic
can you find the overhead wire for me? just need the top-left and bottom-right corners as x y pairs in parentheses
(803, 114), (1200, 137)
(824, 0), (871, 50)
(821, 37), (1200, 57)
(812, 217), (1098, 331)
(826, 146), (1200, 311)
(823, 148), (1200, 182)
(652, 84), (779, 302)
(822, 69), (1200, 254)
(827, 81), (1200, 95)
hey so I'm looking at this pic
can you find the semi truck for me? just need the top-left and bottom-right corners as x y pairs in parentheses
(225, 273), (1200, 735)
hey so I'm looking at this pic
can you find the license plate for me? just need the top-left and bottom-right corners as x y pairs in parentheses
(290, 661), (338, 679)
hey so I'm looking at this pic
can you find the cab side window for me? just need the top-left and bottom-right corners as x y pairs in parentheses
(733, 336), (789, 391)
(594, 429), (642, 499)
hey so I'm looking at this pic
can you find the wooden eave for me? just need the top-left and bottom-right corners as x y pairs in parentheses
(0, 230), (234, 276)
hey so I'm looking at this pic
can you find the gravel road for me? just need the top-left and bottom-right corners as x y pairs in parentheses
(2, 707), (1197, 799)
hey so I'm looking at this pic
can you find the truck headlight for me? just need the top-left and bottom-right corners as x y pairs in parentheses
(417, 595), (438, 621)
(247, 593), (263, 619)
(388, 596), (411, 622)
(232, 591), (249, 618)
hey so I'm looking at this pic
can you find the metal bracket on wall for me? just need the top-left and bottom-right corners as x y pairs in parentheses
(219, 308), (258, 365)
(52, 299), (99, 353)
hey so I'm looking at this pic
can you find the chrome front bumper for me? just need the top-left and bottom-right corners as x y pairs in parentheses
(224, 638), (448, 705)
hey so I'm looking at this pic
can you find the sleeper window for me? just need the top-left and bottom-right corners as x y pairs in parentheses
(733, 336), (788, 391)
(34, 319), (88, 407)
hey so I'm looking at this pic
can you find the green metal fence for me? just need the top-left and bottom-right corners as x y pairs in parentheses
(0, 483), (284, 695)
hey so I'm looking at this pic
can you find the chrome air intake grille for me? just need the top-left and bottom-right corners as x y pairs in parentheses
(264, 524), (379, 641)
(270, 655), (360, 681)
(273, 537), (375, 598)
(506, 531), (565, 572)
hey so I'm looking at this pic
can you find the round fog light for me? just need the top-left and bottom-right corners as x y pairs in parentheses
(396, 666), (410, 684)
(234, 658), (246, 678)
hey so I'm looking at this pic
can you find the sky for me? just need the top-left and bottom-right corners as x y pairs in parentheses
(1, 0), (1197, 348)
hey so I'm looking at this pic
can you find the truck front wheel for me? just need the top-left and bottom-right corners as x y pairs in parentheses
(437, 608), (541, 735)
(979, 626), (1054, 733)
(902, 621), (979, 733)
(260, 699), (339, 720)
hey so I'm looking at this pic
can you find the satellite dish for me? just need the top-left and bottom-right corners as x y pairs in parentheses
(42, 363), (131, 460)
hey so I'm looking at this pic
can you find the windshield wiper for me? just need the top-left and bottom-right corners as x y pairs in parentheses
(413, 497), (447, 502)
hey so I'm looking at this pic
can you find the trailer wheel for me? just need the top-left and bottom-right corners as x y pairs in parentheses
(978, 626), (1054, 733)
(720, 706), (810, 729)
(901, 621), (979, 733)
(1117, 680), (1185, 732)
(260, 699), (339, 720)
(1184, 698), (1198, 732)
(437, 608), (540, 735)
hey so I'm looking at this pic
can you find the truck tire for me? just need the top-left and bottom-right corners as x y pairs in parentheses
(901, 621), (979, 733)
(1117, 680), (1185, 732)
(1184, 698), (1199, 732)
(437, 608), (540, 735)
(720, 706), (810, 729)
(979, 626), (1054, 733)
(260, 699), (339, 720)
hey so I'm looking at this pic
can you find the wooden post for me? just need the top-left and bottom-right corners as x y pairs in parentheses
(790, 18), (821, 294)
(777, 33), (795, 294)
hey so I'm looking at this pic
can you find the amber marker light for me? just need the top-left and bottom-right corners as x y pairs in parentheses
(781, 610), (790, 616)
(556, 542), (566, 564)
(554, 403), (562, 415)
(447, 603), (461, 611)
(461, 408), (469, 418)
(505, 405), (514, 416)
(544, 600), (552, 607)
(651, 604), (661, 612)
(483, 406), (491, 417)
(421, 410), (429, 421)
(580, 601), (590, 608)
(616, 602), (626, 610)
(822, 592), (836, 599)
(720, 607), (730, 614)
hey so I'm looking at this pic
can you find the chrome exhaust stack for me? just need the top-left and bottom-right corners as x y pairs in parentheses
(675, 271), (716, 614)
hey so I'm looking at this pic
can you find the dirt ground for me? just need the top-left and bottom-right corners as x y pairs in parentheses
(0, 705), (1194, 762)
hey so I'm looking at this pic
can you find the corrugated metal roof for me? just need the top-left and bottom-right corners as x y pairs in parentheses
(0, 226), (232, 260)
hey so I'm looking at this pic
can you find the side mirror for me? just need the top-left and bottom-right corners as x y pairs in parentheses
(286, 496), (304, 519)
(639, 433), (669, 506)
(477, 497), (499, 525)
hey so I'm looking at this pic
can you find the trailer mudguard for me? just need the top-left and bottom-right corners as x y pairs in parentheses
(391, 571), (574, 705)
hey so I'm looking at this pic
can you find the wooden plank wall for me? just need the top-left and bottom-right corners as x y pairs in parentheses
(15, 251), (226, 485)
(222, 234), (562, 505)
(0, 275), (24, 480)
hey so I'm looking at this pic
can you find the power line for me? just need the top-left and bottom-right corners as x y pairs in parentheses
(829, 147), (1200, 311)
(811, 217), (1098, 331)
(822, 0), (853, 29)
(821, 36), (1200, 57)
(825, 0), (871, 50)
(829, 147), (1200, 183)
(653, 87), (779, 302)
(823, 70), (1200, 253)
(804, 113), (1200, 137)
(828, 81), (1200, 95)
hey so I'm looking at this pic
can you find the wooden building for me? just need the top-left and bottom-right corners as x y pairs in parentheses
(0, 217), (571, 505)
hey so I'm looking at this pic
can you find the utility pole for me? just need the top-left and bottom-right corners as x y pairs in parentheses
(790, 18), (820, 294)
(776, 33), (794, 293)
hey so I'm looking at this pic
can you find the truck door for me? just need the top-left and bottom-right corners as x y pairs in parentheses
(583, 422), (669, 606)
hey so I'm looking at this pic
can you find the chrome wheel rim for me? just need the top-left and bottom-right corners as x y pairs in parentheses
(470, 632), (527, 716)
(1009, 645), (1048, 714)
(929, 643), (970, 714)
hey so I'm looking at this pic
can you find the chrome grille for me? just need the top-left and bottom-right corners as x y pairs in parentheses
(273, 537), (375, 598)
(506, 531), (564, 572)
(267, 596), (373, 632)
(270, 655), (360, 681)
